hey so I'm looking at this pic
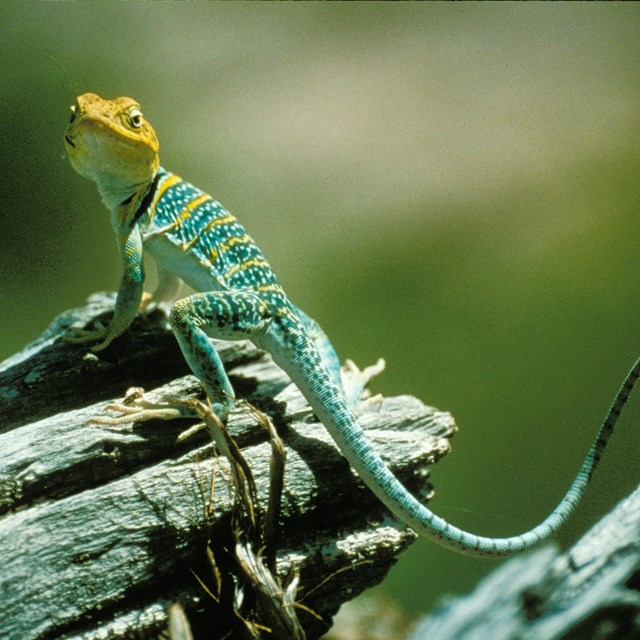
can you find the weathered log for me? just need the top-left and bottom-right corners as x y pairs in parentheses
(0, 293), (456, 640)
(410, 486), (640, 640)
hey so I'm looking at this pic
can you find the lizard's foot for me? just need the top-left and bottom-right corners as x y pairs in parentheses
(64, 321), (119, 352)
(64, 321), (108, 345)
(341, 358), (386, 415)
(88, 387), (201, 426)
(88, 387), (235, 443)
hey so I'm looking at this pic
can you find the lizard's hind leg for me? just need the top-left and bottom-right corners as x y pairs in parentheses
(91, 290), (272, 427)
(169, 291), (272, 421)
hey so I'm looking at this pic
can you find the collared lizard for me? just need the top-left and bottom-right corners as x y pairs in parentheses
(64, 93), (639, 557)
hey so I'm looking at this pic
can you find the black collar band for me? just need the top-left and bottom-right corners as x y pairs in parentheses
(129, 172), (162, 225)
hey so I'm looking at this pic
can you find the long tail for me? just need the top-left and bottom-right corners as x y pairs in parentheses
(273, 321), (640, 557)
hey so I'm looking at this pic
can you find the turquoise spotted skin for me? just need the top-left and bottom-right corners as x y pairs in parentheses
(66, 94), (638, 557)
(146, 168), (280, 291)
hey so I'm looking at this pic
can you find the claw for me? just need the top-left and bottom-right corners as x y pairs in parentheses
(123, 387), (146, 404)
(341, 357), (385, 385)
(175, 421), (208, 442)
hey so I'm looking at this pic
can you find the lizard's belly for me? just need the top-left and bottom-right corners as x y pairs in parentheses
(144, 235), (226, 293)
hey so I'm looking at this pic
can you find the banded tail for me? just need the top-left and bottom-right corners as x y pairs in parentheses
(273, 318), (640, 557)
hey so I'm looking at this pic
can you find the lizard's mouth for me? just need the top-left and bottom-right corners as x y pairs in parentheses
(65, 135), (75, 148)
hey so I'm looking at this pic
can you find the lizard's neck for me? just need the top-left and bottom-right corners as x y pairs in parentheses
(108, 169), (164, 230)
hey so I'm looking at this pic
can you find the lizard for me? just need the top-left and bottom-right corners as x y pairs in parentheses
(63, 92), (639, 557)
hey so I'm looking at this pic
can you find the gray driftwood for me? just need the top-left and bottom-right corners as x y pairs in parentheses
(410, 486), (640, 640)
(0, 293), (456, 640)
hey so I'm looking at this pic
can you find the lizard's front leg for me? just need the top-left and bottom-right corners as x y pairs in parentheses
(66, 222), (145, 351)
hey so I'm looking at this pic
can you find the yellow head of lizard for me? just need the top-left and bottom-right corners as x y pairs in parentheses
(64, 93), (159, 208)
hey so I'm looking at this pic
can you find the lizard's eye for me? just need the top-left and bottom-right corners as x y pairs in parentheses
(127, 108), (144, 129)
(69, 105), (77, 123)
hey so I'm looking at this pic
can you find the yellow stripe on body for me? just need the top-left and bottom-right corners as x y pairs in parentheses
(219, 233), (253, 254)
(255, 283), (284, 296)
(181, 213), (238, 252)
(180, 194), (215, 250)
(202, 213), (236, 232)
(182, 193), (211, 218)
(224, 257), (271, 279)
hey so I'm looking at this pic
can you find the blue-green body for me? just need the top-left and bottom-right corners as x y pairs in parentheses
(97, 164), (638, 557)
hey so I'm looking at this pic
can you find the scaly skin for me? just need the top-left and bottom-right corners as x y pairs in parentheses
(64, 93), (639, 556)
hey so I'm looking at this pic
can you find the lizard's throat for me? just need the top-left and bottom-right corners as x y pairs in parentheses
(94, 173), (151, 211)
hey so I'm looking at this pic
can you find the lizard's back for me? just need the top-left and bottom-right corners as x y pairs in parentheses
(142, 167), (282, 294)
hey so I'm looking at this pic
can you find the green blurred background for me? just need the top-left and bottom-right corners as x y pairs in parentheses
(2, 1), (639, 623)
